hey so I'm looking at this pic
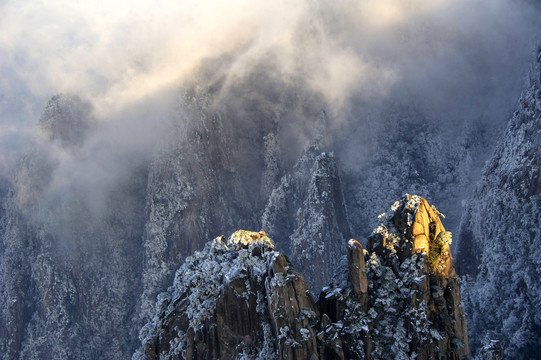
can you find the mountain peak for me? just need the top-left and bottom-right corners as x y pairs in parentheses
(136, 196), (470, 359)
(39, 94), (93, 147)
(227, 230), (274, 250)
(375, 194), (456, 277)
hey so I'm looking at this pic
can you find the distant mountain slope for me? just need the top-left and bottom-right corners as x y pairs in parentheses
(0, 95), (147, 360)
(0, 49), (533, 359)
(262, 143), (351, 292)
(456, 44), (541, 358)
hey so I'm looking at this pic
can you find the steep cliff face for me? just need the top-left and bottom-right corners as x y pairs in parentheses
(140, 79), (350, 320)
(139, 81), (292, 321)
(0, 95), (147, 359)
(0, 77), (352, 359)
(456, 44), (541, 358)
(262, 144), (351, 292)
(140, 86), (244, 321)
(137, 196), (469, 359)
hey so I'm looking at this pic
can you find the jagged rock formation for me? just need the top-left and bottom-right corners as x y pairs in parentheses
(137, 196), (470, 359)
(140, 86), (246, 321)
(1, 55), (521, 360)
(0, 82), (487, 360)
(1, 77), (352, 359)
(39, 94), (93, 148)
(262, 143), (351, 292)
(138, 82), (291, 320)
(135, 230), (344, 360)
(456, 44), (541, 358)
(320, 194), (469, 360)
(140, 81), (350, 320)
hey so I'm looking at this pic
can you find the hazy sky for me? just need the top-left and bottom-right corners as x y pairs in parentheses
(0, 0), (540, 175)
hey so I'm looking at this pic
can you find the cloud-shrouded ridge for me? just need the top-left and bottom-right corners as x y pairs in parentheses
(0, 0), (539, 178)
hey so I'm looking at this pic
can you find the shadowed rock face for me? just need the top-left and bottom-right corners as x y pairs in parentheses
(262, 144), (351, 294)
(136, 196), (470, 360)
(135, 230), (344, 360)
(1, 80), (352, 360)
(0, 95), (146, 360)
(139, 84), (337, 322)
(455, 44), (541, 359)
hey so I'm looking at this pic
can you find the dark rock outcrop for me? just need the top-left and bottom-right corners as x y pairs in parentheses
(139, 82), (332, 321)
(135, 230), (344, 360)
(136, 196), (470, 359)
(39, 94), (94, 148)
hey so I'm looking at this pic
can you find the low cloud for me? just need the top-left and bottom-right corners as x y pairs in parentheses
(1, 0), (539, 119)
(0, 0), (540, 212)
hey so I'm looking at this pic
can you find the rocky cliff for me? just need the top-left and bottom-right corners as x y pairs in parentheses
(455, 43), (541, 359)
(135, 230), (344, 360)
(0, 63), (513, 360)
(139, 80), (350, 322)
(0, 75), (353, 359)
(262, 143), (351, 293)
(0, 95), (147, 359)
(319, 194), (469, 360)
(136, 195), (470, 359)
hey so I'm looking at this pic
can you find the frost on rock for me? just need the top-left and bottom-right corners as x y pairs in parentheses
(227, 230), (274, 250)
(456, 44), (541, 359)
(0, 94), (145, 360)
(262, 143), (351, 293)
(136, 196), (471, 360)
(318, 194), (470, 360)
(134, 230), (344, 360)
(140, 85), (277, 323)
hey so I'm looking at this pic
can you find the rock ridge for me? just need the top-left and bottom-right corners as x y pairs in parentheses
(135, 196), (470, 359)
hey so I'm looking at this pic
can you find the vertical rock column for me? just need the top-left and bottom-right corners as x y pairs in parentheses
(390, 195), (468, 359)
(320, 194), (470, 359)
(347, 239), (368, 311)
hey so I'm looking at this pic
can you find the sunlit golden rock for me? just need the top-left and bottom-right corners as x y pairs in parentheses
(411, 197), (455, 277)
(360, 194), (470, 359)
(227, 230), (274, 249)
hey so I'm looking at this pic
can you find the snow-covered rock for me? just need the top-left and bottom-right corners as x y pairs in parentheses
(138, 195), (470, 359)
(262, 143), (351, 293)
(456, 43), (541, 359)
(134, 230), (343, 360)
(0, 95), (146, 360)
(319, 194), (470, 360)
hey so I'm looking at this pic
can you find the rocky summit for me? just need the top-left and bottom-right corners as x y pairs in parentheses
(320, 194), (469, 360)
(135, 195), (470, 359)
